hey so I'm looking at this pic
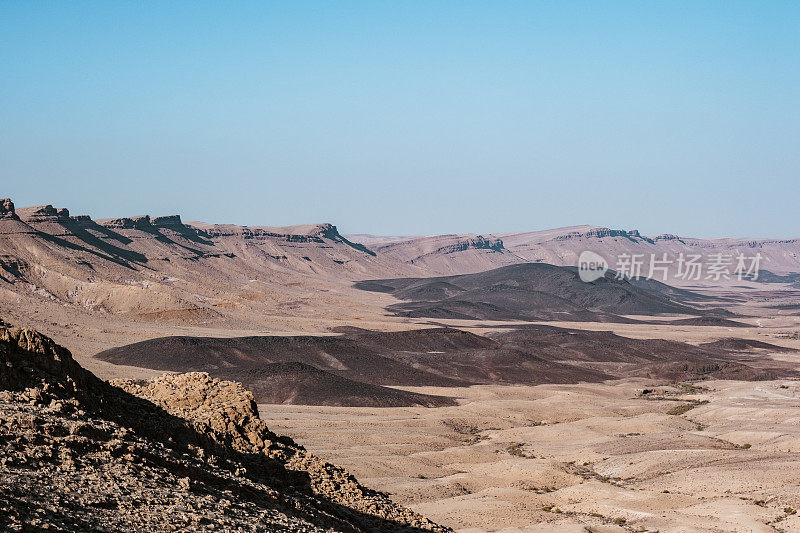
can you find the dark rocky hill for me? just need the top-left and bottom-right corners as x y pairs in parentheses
(356, 263), (703, 322)
(95, 325), (793, 407)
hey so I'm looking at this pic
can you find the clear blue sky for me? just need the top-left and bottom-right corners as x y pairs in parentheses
(1, 1), (798, 237)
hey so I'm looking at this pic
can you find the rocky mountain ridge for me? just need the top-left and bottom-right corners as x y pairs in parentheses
(0, 198), (422, 346)
(357, 225), (800, 279)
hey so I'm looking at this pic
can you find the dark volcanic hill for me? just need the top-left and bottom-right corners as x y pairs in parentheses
(490, 325), (787, 382)
(355, 263), (704, 322)
(699, 338), (794, 352)
(95, 328), (606, 406)
(95, 329), (488, 387)
(95, 326), (793, 407)
(667, 317), (749, 327)
(95, 331), (466, 407)
(215, 362), (454, 408)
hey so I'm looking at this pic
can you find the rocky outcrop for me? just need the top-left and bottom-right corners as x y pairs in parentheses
(317, 224), (377, 256)
(422, 235), (505, 257)
(16, 205), (71, 222)
(198, 222), (377, 256)
(552, 227), (655, 243)
(115, 372), (446, 529)
(0, 324), (98, 396)
(151, 214), (184, 228)
(0, 321), (449, 532)
(0, 255), (27, 282)
(100, 214), (191, 230)
(451, 235), (503, 253)
(0, 198), (18, 220)
(97, 215), (154, 230)
(113, 373), (274, 454)
(202, 223), (330, 243)
(0, 200), (35, 235)
(69, 214), (93, 225)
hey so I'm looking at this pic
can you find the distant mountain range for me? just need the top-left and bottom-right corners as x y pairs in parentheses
(1, 196), (798, 358)
(349, 225), (800, 280)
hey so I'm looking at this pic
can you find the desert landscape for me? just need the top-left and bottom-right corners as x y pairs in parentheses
(3, 2), (799, 531)
(2, 195), (800, 531)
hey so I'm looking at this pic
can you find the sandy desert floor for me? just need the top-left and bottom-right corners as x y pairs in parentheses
(261, 376), (800, 532)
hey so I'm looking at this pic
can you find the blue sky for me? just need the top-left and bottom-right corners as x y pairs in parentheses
(1, 1), (798, 237)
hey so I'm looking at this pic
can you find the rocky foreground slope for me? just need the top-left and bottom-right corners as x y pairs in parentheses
(0, 320), (448, 532)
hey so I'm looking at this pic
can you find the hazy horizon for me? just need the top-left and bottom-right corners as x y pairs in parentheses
(2, 1), (798, 238)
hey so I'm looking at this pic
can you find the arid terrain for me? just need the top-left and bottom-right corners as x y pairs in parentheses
(3, 197), (800, 531)
(262, 318), (800, 532)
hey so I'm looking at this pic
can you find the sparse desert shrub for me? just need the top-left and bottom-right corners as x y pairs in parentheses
(667, 400), (708, 416)
(463, 435), (486, 445)
(506, 442), (532, 458)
